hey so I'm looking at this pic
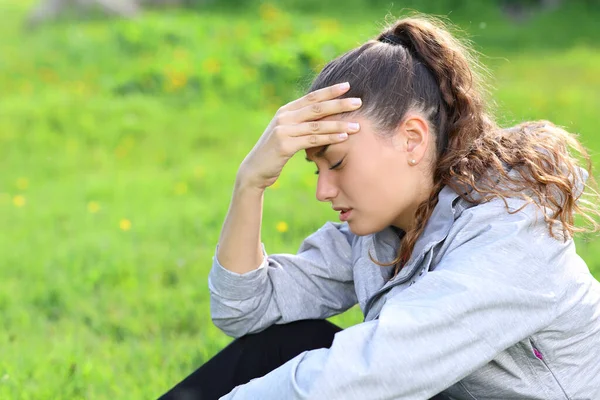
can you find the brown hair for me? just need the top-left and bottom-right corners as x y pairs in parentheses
(308, 14), (600, 280)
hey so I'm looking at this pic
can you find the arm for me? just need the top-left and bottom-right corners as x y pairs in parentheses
(209, 220), (358, 338)
(220, 198), (573, 399)
(209, 82), (363, 337)
(216, 179), (266, 276)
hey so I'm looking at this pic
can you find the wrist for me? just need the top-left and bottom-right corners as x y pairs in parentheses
(234, 174), (266, 195)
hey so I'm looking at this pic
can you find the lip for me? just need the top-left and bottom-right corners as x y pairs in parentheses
(339, 208), (353, 222)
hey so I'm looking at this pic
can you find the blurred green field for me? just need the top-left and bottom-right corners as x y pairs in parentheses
(1, 1), (599, 398)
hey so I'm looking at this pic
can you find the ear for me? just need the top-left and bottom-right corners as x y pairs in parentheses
(398, 113), (430, 165)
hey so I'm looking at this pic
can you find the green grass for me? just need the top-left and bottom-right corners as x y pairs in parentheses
(1, 1), (599, 398)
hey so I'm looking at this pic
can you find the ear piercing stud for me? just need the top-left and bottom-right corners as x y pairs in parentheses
(409, 159), (417, 165)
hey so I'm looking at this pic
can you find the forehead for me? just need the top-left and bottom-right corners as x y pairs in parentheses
(304, 114), (352, 160)
(305, 113), (373, 161)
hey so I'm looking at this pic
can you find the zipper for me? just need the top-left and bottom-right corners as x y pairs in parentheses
(363, 250), (433, 319)
(363, 195), (470, 319)
(528, 338), (570, 400)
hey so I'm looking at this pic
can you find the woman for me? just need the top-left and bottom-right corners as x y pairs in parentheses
(159, 15), (600, 400)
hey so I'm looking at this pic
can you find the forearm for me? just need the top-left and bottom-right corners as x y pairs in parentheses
(216, 177), (265, 274)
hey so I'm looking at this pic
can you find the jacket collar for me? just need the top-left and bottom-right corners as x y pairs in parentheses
(371, 184), (469, 280)
(371, 164), (589, 282)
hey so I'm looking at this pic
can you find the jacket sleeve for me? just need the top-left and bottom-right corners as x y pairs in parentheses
(208, 221), (358, 338)
(218, 199), (572, 399)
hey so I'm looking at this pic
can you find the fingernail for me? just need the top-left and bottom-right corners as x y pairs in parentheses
(338, 133), (348, 139)
(351, 98), (362, 106)
(348, 122), (360, 131)
(339, 82), (350, 90)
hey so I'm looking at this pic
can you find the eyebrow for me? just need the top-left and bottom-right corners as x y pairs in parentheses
(305, 144), (330, 162)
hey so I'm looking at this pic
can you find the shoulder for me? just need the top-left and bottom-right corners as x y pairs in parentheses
(455, 185), (552, 228)
(445, 195), (571, 265)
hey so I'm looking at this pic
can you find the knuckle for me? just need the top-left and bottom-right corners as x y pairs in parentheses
(309, 121), (320, 132)
(306, 91), (317, 102)
(311, 104), (323, 115)
(273, 114), (285, 126)
(308, 135), (318, 145)
(272, 126), (283, 136)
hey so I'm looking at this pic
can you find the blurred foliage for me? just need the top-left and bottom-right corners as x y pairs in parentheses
(1, 0), (600, 398)
(5, 6), (354, 109)
(186, 0), (600, 13)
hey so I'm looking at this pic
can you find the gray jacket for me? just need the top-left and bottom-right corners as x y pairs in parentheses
(208, 167), (600, 399)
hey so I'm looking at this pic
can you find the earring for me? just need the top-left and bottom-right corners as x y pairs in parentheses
(409, 159), (417, 165)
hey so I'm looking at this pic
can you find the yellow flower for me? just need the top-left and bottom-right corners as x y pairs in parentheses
(202, 58), (221, 75)
(162, 69), (188, 92)
(276, 221), (288, 233)
(259, 3), (281, 22)
(39, 67), (57, 83)
(243, 66), (258, 82)
(16, 178), (29, 190)
(173, 47), (189, 61)
(66, 139), (79, 154)
(87, 201), (100, 214)
(233, 23), (250, 39)
(13, 195), (26, 207)
(115, 145), (129, 158)
(194, 166), (206, 179)
(317, 18), (340, 35)
(21, 82), (33, 95)
(115, 136), (135, 158)
(120, 219), (132, 231)
(155, 151), (166, 164)
(0, 129), (15, 141)
(170, 72), (187, 90)
(74, 81), (87, 95)
(174, 182), (188, 195)
(263, 83), (276, 98)
(121, 136), (135, 148)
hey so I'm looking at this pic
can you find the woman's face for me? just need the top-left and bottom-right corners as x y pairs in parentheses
(305, 113), (434, 236)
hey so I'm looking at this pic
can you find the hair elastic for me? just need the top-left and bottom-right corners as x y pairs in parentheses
(378, 34), (409, 47)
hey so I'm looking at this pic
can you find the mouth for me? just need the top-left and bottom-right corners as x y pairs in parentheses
(339, 208), (353, 221)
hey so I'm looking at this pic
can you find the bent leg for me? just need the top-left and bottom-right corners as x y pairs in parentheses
(158, 319), (342, 400)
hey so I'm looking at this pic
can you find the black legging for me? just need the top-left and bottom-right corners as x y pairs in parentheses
(157, 319), (449, 400)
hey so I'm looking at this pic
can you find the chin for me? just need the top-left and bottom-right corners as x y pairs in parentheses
(347, 213), (396, 236)
(347, 220), (380, 237)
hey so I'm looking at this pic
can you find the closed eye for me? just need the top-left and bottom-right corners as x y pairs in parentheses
(314, 158), (344, 175)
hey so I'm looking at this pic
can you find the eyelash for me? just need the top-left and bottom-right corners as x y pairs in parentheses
(314, 158), (344, 175)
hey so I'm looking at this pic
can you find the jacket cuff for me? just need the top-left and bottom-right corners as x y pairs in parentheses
(208, 243), (269, 300)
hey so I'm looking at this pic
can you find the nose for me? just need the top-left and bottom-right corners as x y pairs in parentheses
(315, 170), (339, 202)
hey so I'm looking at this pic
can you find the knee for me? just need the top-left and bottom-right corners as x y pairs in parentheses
(239, 319), (341, 349)
(158, 386), (203, 400)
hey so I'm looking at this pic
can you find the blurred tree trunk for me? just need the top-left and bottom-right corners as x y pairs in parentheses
(26, 0), (190, 28)
(501, 0), (564, 22)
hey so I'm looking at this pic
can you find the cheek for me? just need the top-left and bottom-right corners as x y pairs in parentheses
(346, 158), (409, 207)
(341, 159), (391, 201)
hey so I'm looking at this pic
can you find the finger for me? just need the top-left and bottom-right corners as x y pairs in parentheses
(281, 82), (350, 112)
(284, 97), (362, 124)
(295, 132), (350, 153)
(279, 120), (360, 137)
